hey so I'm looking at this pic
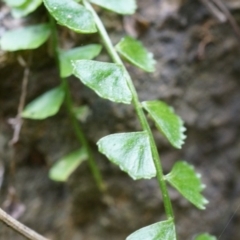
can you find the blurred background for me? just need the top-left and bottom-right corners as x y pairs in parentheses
(1, 0), (240, 239)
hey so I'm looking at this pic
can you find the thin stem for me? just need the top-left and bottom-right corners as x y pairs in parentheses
(9, 56), (30, 146)
(0, 208), (49, 240)
(83, 0), (174, 219)
(49, 15), (106, 192)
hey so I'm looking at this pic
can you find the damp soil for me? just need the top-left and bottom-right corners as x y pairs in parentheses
(1, 0), (240, 239)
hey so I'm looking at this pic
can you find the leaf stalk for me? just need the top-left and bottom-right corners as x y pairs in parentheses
(82, 0), (174, 219)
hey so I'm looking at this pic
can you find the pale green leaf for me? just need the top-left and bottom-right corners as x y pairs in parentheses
(126, 219), (176, 240)
(49, 148), (87, 182)
(0, 24), (51, 51)
(21, 86), (65, 119)
(165, 161), (209, 210)
(59, 44), (102, 78)
(142, 101), (186, 149)
(97, 132), (156, 180)
(4, 0), (27, 7)
(116, 36), (156, 72)
(11, 0), (43, 18)
(72, 60), (132, 104)
(43, 0), (97, 33)
(194, 233), (217, 240)
(89, 0), (136, 15)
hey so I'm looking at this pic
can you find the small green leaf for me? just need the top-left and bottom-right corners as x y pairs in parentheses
(21, 86), (65, 119)
(165, 161), (209, 210)
(116, 36), (156, 72)
(194, 233), (217, 240)
(49, 148), (87, 182)
(142, 101), (186, 149)
(4, 0), (27, 7)
(43, 0), (97, 33)
(89, 0), (137, 15)
(11, 0), (43, 18)
(59, 44), (102, 78)
(97, 132), (156, 180)
(0, 24), (51, 51)
(126, 219), (176, 240)
(72, 60), (132, 104)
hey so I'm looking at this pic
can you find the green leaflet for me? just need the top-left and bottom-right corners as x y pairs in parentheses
(126, 219), (176, 240)
(165, 161), (209, 210)
(43, 0), (97, 33)
(4, 0), (27, 7)
(194, 233), (217, 240)
(49, 148), (87, 182)
(0, 24), (51, 51)
(21, 86), (65, 119)
(116, 36), (156, 72)
(59, 44), (102, 78)
(97, 132), (156, 180)
(72, 60), (132, 104)
(89, 0), (137, 15)
(142, 101), (186, 149)
(11, 0), (43, 18)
